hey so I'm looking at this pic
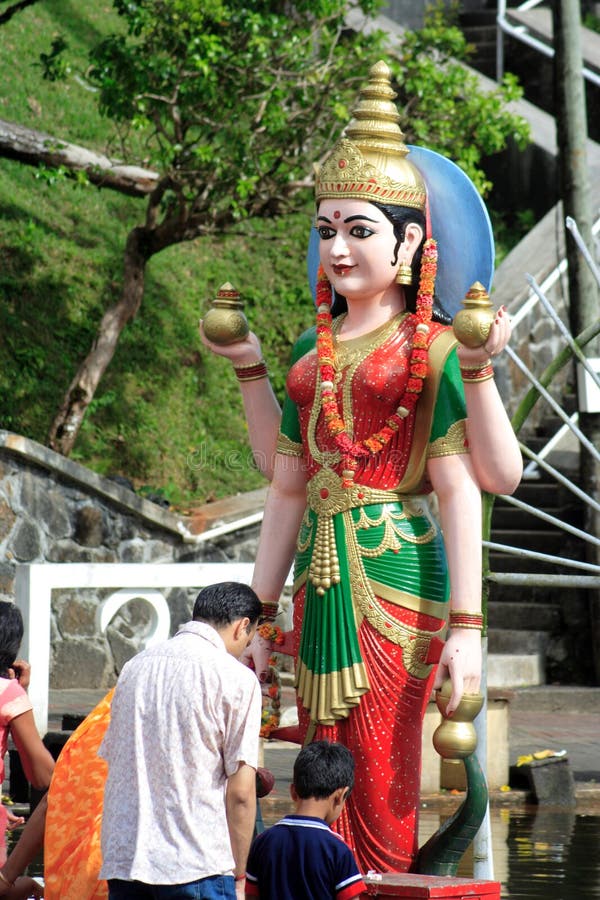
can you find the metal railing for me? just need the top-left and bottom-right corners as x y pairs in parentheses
(484, 217), (600, 590)
(496, 0), (600, 86)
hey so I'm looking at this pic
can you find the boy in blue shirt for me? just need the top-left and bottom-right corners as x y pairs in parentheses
(245, 740), (365, 900)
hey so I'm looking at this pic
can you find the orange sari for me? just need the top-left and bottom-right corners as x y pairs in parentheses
(44, 690), (113, 900)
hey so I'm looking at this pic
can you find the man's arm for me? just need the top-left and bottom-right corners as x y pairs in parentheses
(226, 762), (257, 897)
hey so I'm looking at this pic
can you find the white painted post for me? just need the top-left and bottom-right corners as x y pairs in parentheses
(15, 564), (53, 737)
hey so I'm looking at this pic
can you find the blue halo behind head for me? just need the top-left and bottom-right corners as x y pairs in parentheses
(307, 146), (494, 318)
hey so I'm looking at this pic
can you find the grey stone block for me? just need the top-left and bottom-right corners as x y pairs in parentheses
(9, 518), (42, 561)
(51, 639), (111, 689)
(37, 489), (72, 539)
(0, 497), (16, 542)
(120, 538), (145, 563)
(526, 757), (576, 807)
(74, 505), (104, 547)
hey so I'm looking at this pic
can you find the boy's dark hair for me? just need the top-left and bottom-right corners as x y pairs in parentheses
(0, 602), (24, 677)
(293, 740), (355, 799)
(192, 581), (262, 628)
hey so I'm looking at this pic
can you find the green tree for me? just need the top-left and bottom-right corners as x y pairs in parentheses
(46, 0), (387, 453)
(2, 0), (527, 456)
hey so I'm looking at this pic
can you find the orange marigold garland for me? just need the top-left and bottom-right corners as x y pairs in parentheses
(259, 655), (282, 738)
(316, 238), (438, 486)
(252, 623), (284, 737)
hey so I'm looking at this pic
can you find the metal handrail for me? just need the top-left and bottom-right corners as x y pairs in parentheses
(495, 491), (600, 546)
(496, 0), (600, 86)
(509, 214), (600, 474)
(521, 415), (578, 479)
(519, 441), (600, 516)
(485, 539), (600, 573)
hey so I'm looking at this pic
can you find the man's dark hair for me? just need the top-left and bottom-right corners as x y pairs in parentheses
(0, 601), (23, 677)
(293, 740), (355, 799)
(192, 581), (262, 628)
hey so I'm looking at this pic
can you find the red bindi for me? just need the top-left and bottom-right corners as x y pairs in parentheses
(333, 210), (341, 219)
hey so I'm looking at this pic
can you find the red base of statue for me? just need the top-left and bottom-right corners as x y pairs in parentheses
(361, 873), (501, 898)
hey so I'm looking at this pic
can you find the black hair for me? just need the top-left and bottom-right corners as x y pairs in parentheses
(0, 602), (24, 678)
(293, 740), (355, 799)
(373, 202), (452, 325)
(327, 201), (452, 325)
(192, 581), (262, 628)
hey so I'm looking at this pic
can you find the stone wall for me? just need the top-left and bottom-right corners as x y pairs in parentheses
(0, 432), (284, 690)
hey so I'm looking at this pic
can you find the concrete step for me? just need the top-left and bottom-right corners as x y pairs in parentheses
(487, 601), (561, 632)
(487, 579), (583, 606)
(490, 529), (577, 555)
(488, 652), (544, 688)
(488, 628), (549, 655)
(488, 552), (579, 575)
(508, 684), (600, 714)
(498, 480), (570, 506)
(490, 506), (576, 530)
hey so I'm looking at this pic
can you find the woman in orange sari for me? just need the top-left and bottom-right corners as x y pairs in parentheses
(43, 691), (113, 900)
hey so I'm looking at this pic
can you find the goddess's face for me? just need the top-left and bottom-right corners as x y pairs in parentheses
(316, 199), (420, 304)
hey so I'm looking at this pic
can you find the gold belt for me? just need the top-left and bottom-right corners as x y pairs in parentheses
(305, 469), (424, 596)
(306, 468), (410, 518)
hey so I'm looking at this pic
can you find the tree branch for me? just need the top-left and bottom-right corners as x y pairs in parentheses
(0, 0), (40, 26)
(0, 117), (159, 197)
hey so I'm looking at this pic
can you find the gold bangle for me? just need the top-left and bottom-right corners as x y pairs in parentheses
(460, 364), (494, 383)
(234, 361), (268, 382)
(236, 372), (268, 382)
(449, 610), (484, 631)
(259, 601), (279, 623)
(0, 870), (14, 888)
(458, 358), (492, 370)
(233, 358), (266, 371)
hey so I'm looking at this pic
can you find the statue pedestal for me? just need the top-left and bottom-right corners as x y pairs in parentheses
(361, 873), (501, 898)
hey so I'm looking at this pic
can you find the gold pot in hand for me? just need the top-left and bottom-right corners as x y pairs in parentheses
(202, 282), (249, 345)
(452, 282), (495, 349)
(432, 678), (483, 759)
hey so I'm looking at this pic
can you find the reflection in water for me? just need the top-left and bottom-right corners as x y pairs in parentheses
(419, 808), (600, 900)
(506, 810), (600, 899)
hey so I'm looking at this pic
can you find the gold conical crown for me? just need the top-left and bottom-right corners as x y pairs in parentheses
(315, 60), (426, 210)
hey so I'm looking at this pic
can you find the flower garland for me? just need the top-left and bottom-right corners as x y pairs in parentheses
(259, 655), (282, 738)
(257, 622), (284, 644)
(315, 238), (438, 487)
(255, 623), (284, 737)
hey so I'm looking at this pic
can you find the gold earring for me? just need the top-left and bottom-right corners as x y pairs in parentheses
(396, 262), (412, 286)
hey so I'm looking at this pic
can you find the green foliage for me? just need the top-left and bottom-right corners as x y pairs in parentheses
(392, 2), (530, 195)
(583, 11), (600, 33)
(38, 35), (71, 81)
(80, 0), (387, 229)
(489, 206), (536, 267)
(0, 0), (532, 503)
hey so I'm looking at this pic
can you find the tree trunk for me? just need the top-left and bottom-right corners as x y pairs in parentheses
(0, 117), (158, 197)
(47, 227), (150, 455)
